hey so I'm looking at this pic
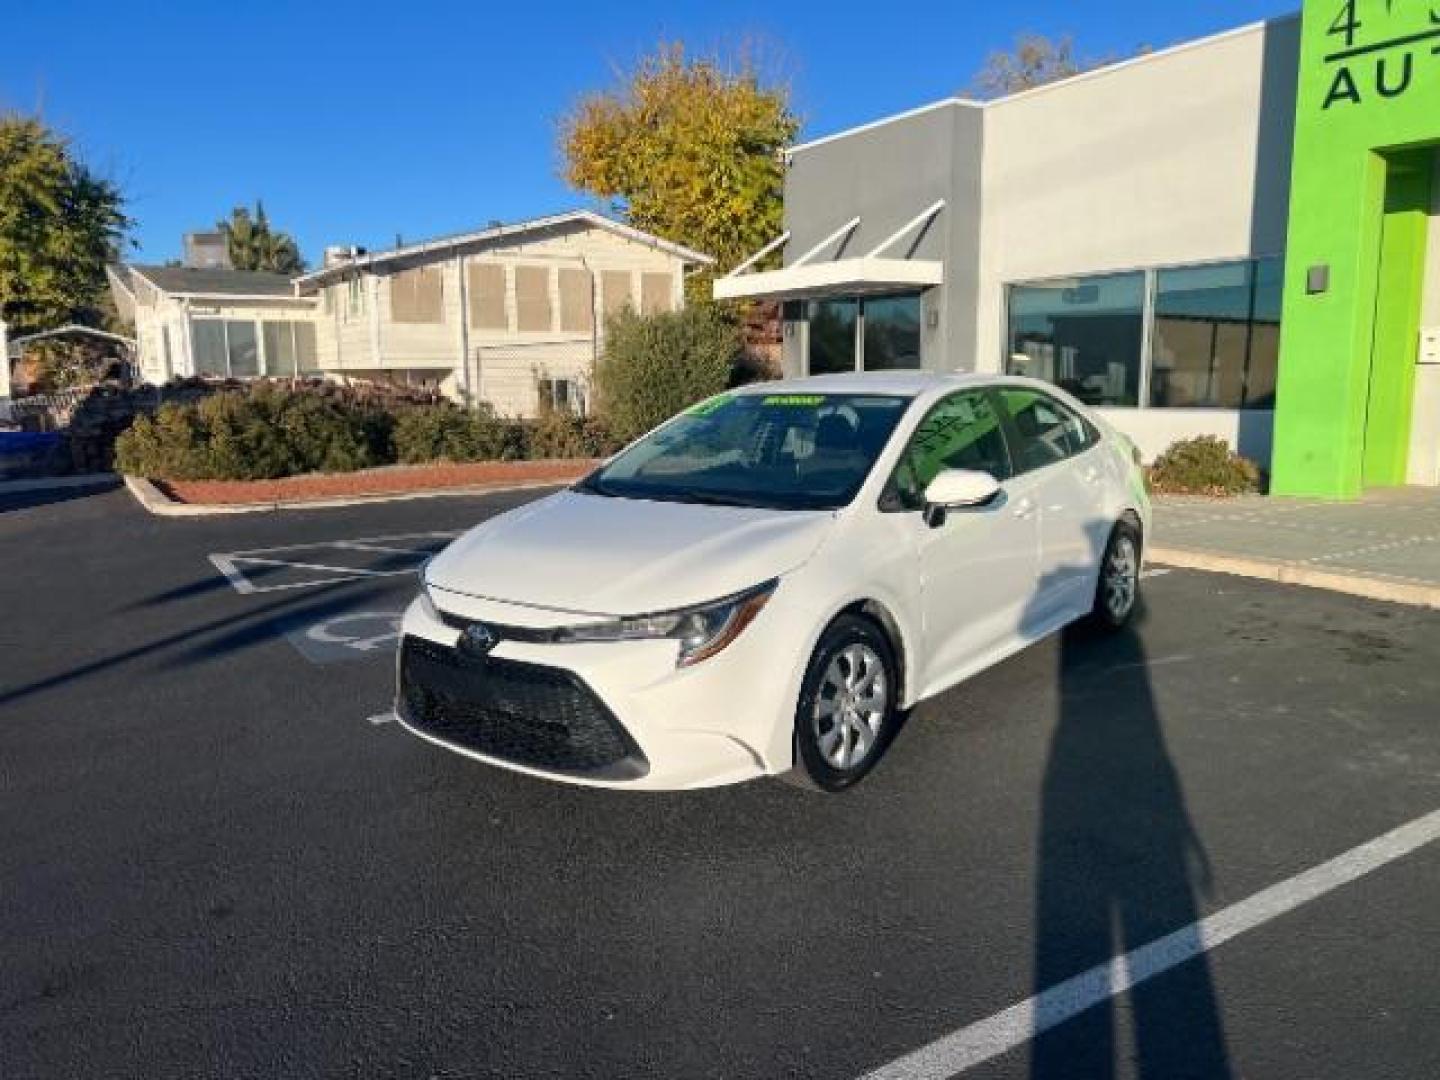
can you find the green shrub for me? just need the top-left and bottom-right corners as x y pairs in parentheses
(1148, 435), (1262, 496)
(593, 305), (740, 442)
(114, 385), (385, 480)
(392, 405), (522, 464)
(523, 409), (618, 460)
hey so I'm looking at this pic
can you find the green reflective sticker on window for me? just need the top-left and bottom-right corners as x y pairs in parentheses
(687, 394), (733, 417)
(763, 394), (826, 407)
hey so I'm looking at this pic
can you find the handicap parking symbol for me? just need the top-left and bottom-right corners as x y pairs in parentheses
(284, 610), (404, 665)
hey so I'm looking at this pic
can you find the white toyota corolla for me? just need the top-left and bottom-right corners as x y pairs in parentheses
(397, 372), (1150, 792)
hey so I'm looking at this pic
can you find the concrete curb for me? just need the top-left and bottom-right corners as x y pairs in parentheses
(0, 472), (119, 495)
(122, 474), (572, 517)
(1148, 545), (1440, 610)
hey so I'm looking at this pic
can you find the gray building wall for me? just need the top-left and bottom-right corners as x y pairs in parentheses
(780, 101), (983, 376)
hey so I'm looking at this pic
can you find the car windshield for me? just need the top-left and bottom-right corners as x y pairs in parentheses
(582, 392), (914, 510)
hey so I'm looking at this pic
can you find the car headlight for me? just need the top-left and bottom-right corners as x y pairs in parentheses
(552, 579), (778, 667)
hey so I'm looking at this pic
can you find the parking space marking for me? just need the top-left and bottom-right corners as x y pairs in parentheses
(859, 805), (1440, 1080)
(210, 530), (462, 595)
(367, 711), (396, 726)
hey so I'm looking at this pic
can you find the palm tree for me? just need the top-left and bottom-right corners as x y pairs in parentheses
(217, 201), (306, 274)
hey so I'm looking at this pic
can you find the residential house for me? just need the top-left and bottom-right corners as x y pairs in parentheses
(109, 210), (712, 417)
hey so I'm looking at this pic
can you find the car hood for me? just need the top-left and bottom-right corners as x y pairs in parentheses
(425, 489), (836, 615)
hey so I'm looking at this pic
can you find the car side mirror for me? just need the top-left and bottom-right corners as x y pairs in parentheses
(922, 469), (1001, 527)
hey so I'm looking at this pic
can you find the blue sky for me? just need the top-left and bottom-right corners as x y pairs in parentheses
(4, 0), (1295, 265)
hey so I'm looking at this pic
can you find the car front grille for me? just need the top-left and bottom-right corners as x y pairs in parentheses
(397, 635), (648, 780)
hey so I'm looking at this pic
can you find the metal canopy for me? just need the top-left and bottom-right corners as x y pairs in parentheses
(712, 257), (943, 302)
(714, 201), (945, 303)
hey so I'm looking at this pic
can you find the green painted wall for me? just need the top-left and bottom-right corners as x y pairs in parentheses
(1362, 155), (1432, 486)
(1271, 0), (1440, 498)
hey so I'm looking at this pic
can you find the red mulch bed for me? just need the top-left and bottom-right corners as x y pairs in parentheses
(156, 459), (598, 506)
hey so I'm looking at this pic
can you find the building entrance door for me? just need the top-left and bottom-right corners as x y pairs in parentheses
(1360, 150), (1434, 489)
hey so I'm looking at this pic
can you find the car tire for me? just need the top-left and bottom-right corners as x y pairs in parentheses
(1088, 517), (1143, 631)
(784, 614), (900, 793)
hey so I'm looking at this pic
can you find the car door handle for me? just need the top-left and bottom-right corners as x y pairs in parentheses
(1013, 496), (1038, 520)
(1080, 465), (1102, 484)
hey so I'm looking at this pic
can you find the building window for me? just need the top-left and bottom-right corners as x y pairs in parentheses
(262, 321), (296, 376)
(862, 295), (922, 371)
(1151, 257), (1282, 409)
(390, 266), (444, 324)
(295, 322), (319, 372)
(806, 294), (922, 374)
(808, 298), (859, 374)
(225, 321), (259, 376)
(537, 375), (583, 415)
(1007, 272), (1145, 408)
(1005, 257), (1284, 412)
(193, 321), (227, 376)
(558, 267), (594, 333)
(640, 272), (674, 315)
(346, 277), (365, 320)
(602, 270), (632, 316)
(468, 262), (508, 330)
(515, 266), (553, 332)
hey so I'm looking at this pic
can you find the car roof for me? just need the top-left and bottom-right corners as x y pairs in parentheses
(733, 370), (1010, 399)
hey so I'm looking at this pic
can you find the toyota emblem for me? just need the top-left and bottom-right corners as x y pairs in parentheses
(458, 622), (498, 657)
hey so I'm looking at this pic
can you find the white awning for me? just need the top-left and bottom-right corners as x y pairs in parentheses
(714, 199), (945, 303)
(712, 257), (943, 302)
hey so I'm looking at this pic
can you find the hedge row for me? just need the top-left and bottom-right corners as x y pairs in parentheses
(114, 385), (619, 481)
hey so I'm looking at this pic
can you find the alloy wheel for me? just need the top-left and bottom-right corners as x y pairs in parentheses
(1105, 534), (1139, 621)
(813, 643), (889, 770)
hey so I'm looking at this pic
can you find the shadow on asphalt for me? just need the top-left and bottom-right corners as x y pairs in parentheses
(0, 578), (395, 709)
(1029, 610), (1232, 1079)
(0, 479), (121, 515)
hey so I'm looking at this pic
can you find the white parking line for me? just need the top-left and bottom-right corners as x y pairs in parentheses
(858, 805), (1440, 1080)
(210, 530), (463, 595)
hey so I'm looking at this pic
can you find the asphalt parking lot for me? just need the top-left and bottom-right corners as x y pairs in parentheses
(3, 486), (1439, 1079)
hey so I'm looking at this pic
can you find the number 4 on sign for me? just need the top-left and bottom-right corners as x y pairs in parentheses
(1329, 0), (1361, 49)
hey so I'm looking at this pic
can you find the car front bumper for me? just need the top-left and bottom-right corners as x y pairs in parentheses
(394, 587), (804, 790)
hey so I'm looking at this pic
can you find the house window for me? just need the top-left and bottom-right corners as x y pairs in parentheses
(193, 321), (228, 376)
(468, 262), (508, 330)
(1006, 272), (1146, 408)
(602, 270), (633, 316)
(391, 266), (444, 323)
(641, 271), (673, 315)
(225, 321), (259, 376)
(346, 277), (365, 320)
(295, 322), (319, 372)
(537, 376), (582, 414)
(558, 267), (594, 333)
(262, 321), (297, 376)
(515, 266), (552, 332)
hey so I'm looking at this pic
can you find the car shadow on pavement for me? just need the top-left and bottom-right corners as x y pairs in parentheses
(0, 478), (121, 515)
(1029, 610), (1232, 1079)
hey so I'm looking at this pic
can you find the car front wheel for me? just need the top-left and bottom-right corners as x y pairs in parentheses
(1090, 518), (1143, 630)
(786, 615), (899, 792)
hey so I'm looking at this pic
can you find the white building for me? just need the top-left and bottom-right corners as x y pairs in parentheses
(109, 210), (712, 417)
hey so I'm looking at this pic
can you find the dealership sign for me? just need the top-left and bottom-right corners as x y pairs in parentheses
(1322, 0), (1440, 107)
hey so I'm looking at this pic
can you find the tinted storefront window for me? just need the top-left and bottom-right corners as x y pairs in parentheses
(1151, 257), (1281, 409)
(1006, 273), (1145, 407)
(862, 295), (922, 371)
(808, 299), (858, 374)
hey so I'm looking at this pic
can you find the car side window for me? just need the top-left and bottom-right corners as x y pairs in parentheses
(883, 391), (1012, 511)
(996, 388), (1098, 474)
